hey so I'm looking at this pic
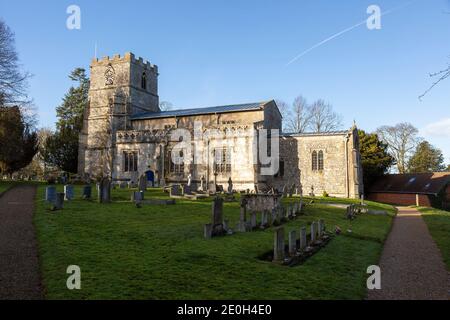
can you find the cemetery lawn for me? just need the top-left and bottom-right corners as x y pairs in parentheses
(34, 186), (395, 300)
(419, 207), (450, 270)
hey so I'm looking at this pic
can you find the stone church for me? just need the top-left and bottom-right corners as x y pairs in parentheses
(78, 52), (363, 199)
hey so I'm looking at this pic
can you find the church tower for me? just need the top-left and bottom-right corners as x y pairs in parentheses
(78, 52), (159, 179)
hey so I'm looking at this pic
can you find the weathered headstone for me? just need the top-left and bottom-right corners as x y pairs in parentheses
(211, 197), (225, 236)
(289, 230), (297, 256)
(260, 210), (269, 228)
(138, 174), (147, 192)
(299, 227), (307, 250)
(64, 185), (74, 201)
(45, 186), (56, 203)
(131, 191), (144, 202)
(204, 223), (212, 239)
(52, 192), (65, 210)
(273, 227), (285, 262)
(98, 178), (111, 203)
(318, 219), (325, 238)
(310, 222), (317, 244)
(236, 198), (248, 232)
(271, 208), (279, 226)
(250, 211), (257, 230)
(170, 184), (183, 197)
(82, 185), (92, 199)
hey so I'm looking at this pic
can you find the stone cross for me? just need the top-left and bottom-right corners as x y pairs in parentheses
(288, 230), (297, 256)
(64, 185), (74, 201)
(45, 186), (56, 203)
(273, 227), (285, 262)
(299, 227), (307, 250)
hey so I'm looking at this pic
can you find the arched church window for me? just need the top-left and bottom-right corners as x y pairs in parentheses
(141, 72), (147, 90)
(318, 150), (324, 171)
(312, 151), (318, 171)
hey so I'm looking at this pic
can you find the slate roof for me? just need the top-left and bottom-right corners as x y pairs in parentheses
(368, 172), (450, 195)
(282, 131), (349, 137)
(131, 101), (270, 120)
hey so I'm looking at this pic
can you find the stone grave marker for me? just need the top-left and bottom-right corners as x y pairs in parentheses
(227, 177), (233, 194)
(204, 223), (212, 239)
(64, 185), (74, 201)
(289, 230), (297, 256)
(82, 185), (92, 199)
(138, 174), (147, 192)
(52, 192), (65, 211)
(250, 211), (257, 230)
(45, 186), (56, 203)
(273, 227), (285, 262)
(98, 178), (111, 203)
(299, 227), (307, 250)
(318, 219), (325, 238)
(131, 191), (144, 202)
(210, 196), (225, 237)
(310, 221), (317, 244)
(170, 184), (183, 198)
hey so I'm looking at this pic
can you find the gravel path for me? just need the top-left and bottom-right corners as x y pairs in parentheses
(368, 207), (450, 300)
(0, 185), (43, 300)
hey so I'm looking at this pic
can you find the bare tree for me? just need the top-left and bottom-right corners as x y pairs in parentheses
(285, 96), (312, 133)
(0, 19), (30, 105)
(275, 99), (290, 132)
(159, 101), (173, 112)
(376, 122), (421, 174)
(308, 99), (343, 133)
(419, 63), (450, 100)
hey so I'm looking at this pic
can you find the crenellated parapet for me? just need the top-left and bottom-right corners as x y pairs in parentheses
(91, 52), (158, 74)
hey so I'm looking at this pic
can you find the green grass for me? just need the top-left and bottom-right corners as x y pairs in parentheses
(418, 207), (450, 270)
(34, 186), (394, 300)
(0, 181), (14, 195)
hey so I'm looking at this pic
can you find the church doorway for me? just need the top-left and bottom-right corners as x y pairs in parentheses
(146, 170), (155, 187)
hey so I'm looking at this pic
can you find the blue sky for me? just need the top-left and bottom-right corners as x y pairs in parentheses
(1, 0), (449, 162)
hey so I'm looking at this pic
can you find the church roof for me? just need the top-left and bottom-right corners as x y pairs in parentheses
(131, 101), (270, 120)
(368, 172), (450, 195)
(282, 130), (349, 137)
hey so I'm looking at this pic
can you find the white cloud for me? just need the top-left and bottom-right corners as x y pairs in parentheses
(422, 118), (450, 138)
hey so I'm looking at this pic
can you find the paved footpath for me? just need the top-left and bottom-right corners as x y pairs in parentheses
(0, 185), (43, 300)
(368, 207), (450, 300)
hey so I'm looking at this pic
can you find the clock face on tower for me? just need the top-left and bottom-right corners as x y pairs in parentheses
(104, 65), (115, 86)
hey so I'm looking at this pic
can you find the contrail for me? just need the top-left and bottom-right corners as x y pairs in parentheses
(286, 1), (419, 66)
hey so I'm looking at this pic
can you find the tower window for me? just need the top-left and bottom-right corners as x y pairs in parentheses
(141, 72), (147, 90)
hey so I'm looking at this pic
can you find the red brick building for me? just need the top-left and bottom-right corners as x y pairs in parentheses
(368, 172), (450, 210)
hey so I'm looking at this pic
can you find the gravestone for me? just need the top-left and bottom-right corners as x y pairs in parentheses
(250, 211), (257, 230)
(227, 177), (233, 194)
(273, 227), (285, 262)
(52, 192), (65, 210)
(318, 219), (325, 238)
(131, 191), (144, 202)
(187, 174), (192, 186)
(64, 185), (74, 201)
(45, 186), (56, 203)
(138, 174), (147, 192)
(170, 184), (183, 198)
(236, 198), (249, 232)
(271, 208), (279, 226)
(260, 210), (269, 228)
(299, 227), (307, 250)
(82, 185), (92, 199)
(204, 223), (212, 239)
(199, 176), (205, 191)
(182, 184), (192, 195)
(289, 230), (297, 256)
(98, 178), (111, 203)
(310, 222), (317, 244)
(211, 197), (225, 236)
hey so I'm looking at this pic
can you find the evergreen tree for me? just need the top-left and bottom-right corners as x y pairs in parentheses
(407, 141), (446, 173)
(358, 130), (395, 192)
(44, 68), (89, 173)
